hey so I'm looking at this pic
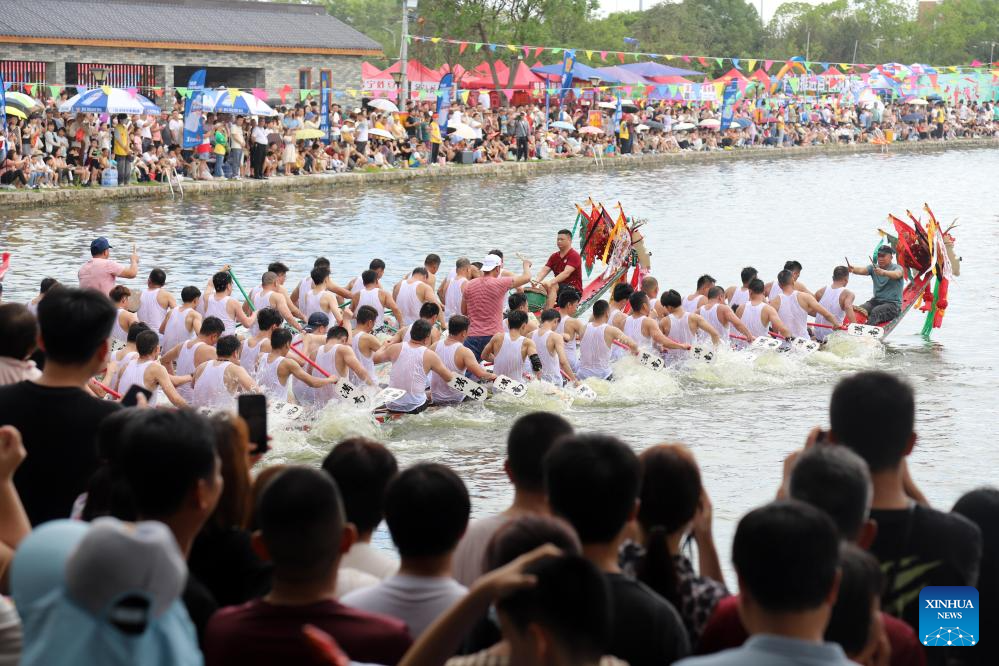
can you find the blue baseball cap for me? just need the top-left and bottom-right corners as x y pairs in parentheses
(90, 237), (113, 254)
(305, 312), (330, 332)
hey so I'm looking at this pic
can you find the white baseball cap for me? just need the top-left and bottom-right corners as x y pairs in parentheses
(481, 255), (501, 272)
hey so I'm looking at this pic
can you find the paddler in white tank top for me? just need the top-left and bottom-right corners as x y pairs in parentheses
(106, 321), (147, 393)
(345, 258), (387, 295)
(374, 320), (455, 413)
(608, 283), (635, 361)
(736, 278), (792, 340)
(26, 277), (59, 317)
(247, 271), (304, 336)
(160, 286), (203, 353)
(312, 326), (375, 407)
(257, 328), (337, 403)
(812, 266), (856, 342)
(238, 307), (281, 376)
(301, 266), (347, 327)
(291, 313), (333, 406)
(726, 267), (758, 312)
(442, 258), (472, 322)
(532, 310), (578, 385)
(350, 269), (399, 331)
(290, 257), (354, 316)
(387, 303), (443, 348)
(682, 275), (716, 313)
(576, 300), (638, 381)
(659, 289), (721, 362)
(770, 269), (841, 340)
(160, 316), (223, 402)
(624, 293), (691, 355)
(191, 335), (259, 409)
(394, 267), (438, 328)
(108, 286), (139, 346)
(205, 271), (256, 336)
(640, 276), (663, 321)
(136, 268), (176, 334)
(393, 254), (442, 301)
(556, 289), (584, 373)
(117, 330), (191, 407)
(482, 310), (540, 382)
(430, 315), (497, 405)
(765, 261), (812, 301)
(350, 305), (382, 386)
(698, 286), (754, 346)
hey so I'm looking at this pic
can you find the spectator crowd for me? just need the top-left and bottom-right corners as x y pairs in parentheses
(2, 88), (998, 190)
(0, 282), (993, 666)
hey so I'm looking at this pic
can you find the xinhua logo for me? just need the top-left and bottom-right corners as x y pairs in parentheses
(919, 586), (979, 647)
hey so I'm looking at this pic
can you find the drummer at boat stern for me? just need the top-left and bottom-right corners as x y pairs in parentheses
(533, 229), (583, 308)
(846, 245), (903, 325)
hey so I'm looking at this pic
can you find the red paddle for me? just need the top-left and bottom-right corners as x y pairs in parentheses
(91, 379), (122, 399)
(290, 342), (338, 380)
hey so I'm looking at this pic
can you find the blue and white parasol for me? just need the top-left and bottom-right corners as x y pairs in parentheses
(58, 86), (161, 115)
(201, 89), (277, 117)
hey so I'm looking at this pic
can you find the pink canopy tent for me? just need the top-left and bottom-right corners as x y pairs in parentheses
(648, 75), (694, 85)
(463, 61), (544, 90)
(380, 59), (441, 84)
(714, 68), (750, 92)
(362, 62), (396, 98)
(438, 63), (473, 85)
(819, 66), (847, 77)
(748, 69), (771, 86)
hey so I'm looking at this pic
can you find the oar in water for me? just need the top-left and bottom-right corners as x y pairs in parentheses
(766, 331), (820, 353)
(732, 334), (782, 350)
(91, 379), (121, 400)
(559, 369), (597, 400)
(810, 322), (885, 339)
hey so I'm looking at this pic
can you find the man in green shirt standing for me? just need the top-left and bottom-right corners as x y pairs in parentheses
(846, 245), (904, 325)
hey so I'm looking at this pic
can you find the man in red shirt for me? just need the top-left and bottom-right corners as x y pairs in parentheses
(462, 253), (532, 361)
(534, 229), (583, 308)
(204, 467), (412, 665)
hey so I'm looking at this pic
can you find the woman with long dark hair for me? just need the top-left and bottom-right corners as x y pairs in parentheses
(631, 444), (729, 648)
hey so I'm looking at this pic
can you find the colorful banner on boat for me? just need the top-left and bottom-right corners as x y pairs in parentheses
(182, 69), (206, 150)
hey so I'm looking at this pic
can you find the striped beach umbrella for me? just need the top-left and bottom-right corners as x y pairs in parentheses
(201, 89), (277, 117)
(58, 86), (160, 115)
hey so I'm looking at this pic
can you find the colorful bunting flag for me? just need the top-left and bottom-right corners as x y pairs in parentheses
(459, 41), (468, 54)
(251, 87), (267, 100)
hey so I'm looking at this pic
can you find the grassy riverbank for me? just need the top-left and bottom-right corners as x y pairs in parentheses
(2, 137), (996, 210)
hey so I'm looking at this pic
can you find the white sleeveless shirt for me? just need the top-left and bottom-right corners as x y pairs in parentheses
(296, 276), (314, 313)
(313, 344), (342, 406)
(118, 359), (157, 406)
(175, 340), (204, 402)
(110, 351), (138, 392)
(350, 334), (376, 386)
(578, 324), (612, 380)
(206, 294), (237, 335)
(396, 280), (422, 327)
(430, 340), (465, 404)
(775, 290), (809, 339)
(532, 330), (562, 385)
(730, 287), (750, 310)
(814, 286), (845, 341)
(137, 288), (167, 331)
(257, 354), (287, 400)
(111, 308), (130, 343)
(444, 276), (467, 321)
(740, 302), (770, 339)
(493, 333), (525, 380)
(623, 315), (652, 349)
(193, 360), (232, 409)
(162, 306), (196, 352)
(681, 296), (701, 313)
(355, 288), (385, 328)
(556, 315), (578, 371)
(303, 286), (325, 319)
(386, 343), (427, 412)
(768, 280), (783, 301)
(700, 304), (729, 343)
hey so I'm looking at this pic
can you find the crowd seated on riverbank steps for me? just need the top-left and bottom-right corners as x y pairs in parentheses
(1, 92), (997, 190)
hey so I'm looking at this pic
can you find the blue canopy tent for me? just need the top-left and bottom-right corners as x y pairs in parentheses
(531, 62), (622, 83)
(619, 62), (705, 78)
(593, 66), (650, 84)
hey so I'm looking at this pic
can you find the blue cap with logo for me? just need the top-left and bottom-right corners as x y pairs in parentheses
(90, 237), (113, 254)
(305, 312), (330, 332)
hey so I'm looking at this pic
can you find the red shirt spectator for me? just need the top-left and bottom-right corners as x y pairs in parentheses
(204, 598), (412, 666)
(697, 594), (926, 666)
(545, 247), (583, 294)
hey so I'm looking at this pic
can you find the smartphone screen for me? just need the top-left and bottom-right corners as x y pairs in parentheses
(238, 394), (268, 455)
(121, 384), (153, 407)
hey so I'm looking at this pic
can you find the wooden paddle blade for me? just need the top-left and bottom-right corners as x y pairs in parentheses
(575, 384), (598, 400)
(791, 338), (821, 354)
(270, 402), (303, 420)
(751, 337), (781, 350)
(337, 380), (363, 403)
(637, 351), (664, 370)
(846, 323), (884, 339)
(691, 346), (715, 363)
(371, 388), (407, 409)
(493, 375), (528, 398)
(448, 375), (488, 401)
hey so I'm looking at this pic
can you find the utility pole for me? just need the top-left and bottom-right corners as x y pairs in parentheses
(852, 40), (858, 63)
(400, 0), (417, 106)
(805, 29), (811, 61)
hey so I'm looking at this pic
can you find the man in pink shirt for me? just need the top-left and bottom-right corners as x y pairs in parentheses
(462, 252), (532, 360)
(78, 237), (139, 296)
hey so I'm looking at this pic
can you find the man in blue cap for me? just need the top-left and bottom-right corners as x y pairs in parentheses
(78, 237), (139, 296)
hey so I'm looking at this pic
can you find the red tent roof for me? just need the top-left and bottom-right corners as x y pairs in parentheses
(361, 62), (389, 80)
(463, 61), (544, 90)
(714, 68), (749, 83)
(439, 63), (472, 83)
(380, 60), (441, 83)
(749, 69), (771, 84)
(820, 66), (846, 77)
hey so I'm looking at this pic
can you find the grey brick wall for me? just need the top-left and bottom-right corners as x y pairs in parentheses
(3, 43), (364, 97)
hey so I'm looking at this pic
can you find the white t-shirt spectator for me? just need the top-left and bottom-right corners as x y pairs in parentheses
(477, 91), (491, 110)
(252, 125), (269, 146)
(168, 118), (183, 145)
(340, 575), (467, 639)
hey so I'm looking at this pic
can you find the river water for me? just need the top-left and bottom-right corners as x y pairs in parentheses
(2, 147), (997, 569)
